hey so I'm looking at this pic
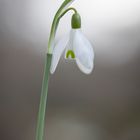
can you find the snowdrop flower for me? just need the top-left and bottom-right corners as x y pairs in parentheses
(36, 1), (95, 140)
(50, 13), (94, 74)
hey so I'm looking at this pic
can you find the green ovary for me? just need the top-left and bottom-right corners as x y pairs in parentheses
(66, 50), (75, 59)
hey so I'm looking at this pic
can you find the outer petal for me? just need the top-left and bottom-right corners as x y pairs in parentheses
(73, 29), (94, 74)
(50, 34), (69, 74)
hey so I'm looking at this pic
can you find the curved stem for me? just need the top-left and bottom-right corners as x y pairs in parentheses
(54, 7), (77, 36)
(48, 0), (76, 54)
(48, 7), (77, 53)
(58, 7), (77, 19)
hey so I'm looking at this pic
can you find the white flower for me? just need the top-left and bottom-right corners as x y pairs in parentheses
(50, 29), (94, 74)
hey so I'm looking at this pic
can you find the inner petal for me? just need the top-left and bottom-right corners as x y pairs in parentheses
(66, 50), (75, 59)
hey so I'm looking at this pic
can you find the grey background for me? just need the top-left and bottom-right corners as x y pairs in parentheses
(0, 0), (140, 140)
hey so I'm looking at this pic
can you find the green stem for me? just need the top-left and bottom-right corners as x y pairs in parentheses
(58, 7), (77, 19)
(36, 54), (52, 140)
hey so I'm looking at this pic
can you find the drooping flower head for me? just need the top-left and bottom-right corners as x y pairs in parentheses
(50, 12), (94, 74)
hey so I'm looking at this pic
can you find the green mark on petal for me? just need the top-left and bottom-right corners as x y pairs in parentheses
(66, 50), (75, 59)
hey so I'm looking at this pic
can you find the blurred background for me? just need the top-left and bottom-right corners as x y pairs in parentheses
(1, 0), (140, 140)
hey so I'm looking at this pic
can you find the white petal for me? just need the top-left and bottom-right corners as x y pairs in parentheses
(50, 34), (69, 74)
(64, 30), (74, 59)
(73, 29), (94, 74)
